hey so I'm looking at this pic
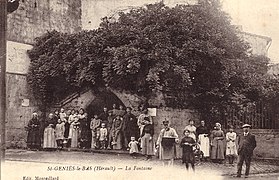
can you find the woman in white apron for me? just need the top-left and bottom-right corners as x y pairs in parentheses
(196, 120), (210, 160)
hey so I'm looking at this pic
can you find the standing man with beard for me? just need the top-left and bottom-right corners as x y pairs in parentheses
(236, 124), (257, 178)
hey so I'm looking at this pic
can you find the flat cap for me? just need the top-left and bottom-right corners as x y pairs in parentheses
(242, 124), (251, 128)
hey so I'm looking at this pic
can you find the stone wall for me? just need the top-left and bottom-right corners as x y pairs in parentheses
(7, 0), (82, 44)
(152, 108), (200, 158)
(248, 129), (279, 159)
(81, 0), (197, 30)
(6, 41), (32, 74)
(51, 89), (96, 112)
(5, 41), (37, 148)
(6, 0), (83, 148)
(6, 73), (39, 148)
(110, 89), (147, 113)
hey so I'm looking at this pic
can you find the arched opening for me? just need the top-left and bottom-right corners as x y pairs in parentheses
(85, 89), (125, 119)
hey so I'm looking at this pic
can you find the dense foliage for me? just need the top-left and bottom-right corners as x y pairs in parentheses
(27, 0), (279, 124)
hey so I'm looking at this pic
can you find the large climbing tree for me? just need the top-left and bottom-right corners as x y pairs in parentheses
(27, 0), (276, 125)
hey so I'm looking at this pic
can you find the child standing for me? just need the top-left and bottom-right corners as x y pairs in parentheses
(226, 126), (237, 165)
(59, 108), (67, 122)
(128, 137), (139, 158)
(90, 114), (101, 149)
(99, 123), (108, 149)
(55, 119), (65, 149)
(180, 129), (196, 171)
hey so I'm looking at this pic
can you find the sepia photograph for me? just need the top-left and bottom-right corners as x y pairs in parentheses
(0, 0), (279, 179)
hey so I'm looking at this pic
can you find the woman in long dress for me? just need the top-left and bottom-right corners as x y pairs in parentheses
(43, 113), (57, 149)
(69, 110), (80, 148)
(137, 109), (152, 136)
(90, 114), (101, 149)
(196, 120), (210, 160)
(156, 120), (179, 166)
(78, 108), (89, 149)
(141, 122), (154, 160)
(63, 109), (72, 145)
(210, 123), (225, 163)
(111, 115), (123, 150)
(26, 112), (41, 150)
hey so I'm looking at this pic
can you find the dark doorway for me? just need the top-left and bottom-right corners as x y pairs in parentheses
(85, 89), (125, 119)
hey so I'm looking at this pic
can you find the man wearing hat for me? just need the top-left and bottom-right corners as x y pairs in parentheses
(236, 124), (257, 178)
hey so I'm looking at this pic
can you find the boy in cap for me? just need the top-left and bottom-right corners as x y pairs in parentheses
(236, 124), (257, 178)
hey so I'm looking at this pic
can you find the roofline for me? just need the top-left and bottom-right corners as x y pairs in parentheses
(239, 31), (272, 42)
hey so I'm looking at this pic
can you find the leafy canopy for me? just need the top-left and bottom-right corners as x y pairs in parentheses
(27, 0), (278, 123)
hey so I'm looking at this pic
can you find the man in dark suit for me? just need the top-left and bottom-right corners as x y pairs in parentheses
(236, 124), (257, 178)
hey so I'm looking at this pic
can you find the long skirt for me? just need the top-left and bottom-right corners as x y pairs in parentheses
(64, 122), (70, 138)
(198, 134), (210, 157)
(159, 143), (176, 160)
(226, 141), (237, 156)
(71, 128), (79, 148)
(27, 129), (40, 149)
(43, 127), (57, 148)
(211, 139), (225, 160)
(141, 133), (154, 156)
(91, 130), (99, 149)
(112, 132), (122, 150)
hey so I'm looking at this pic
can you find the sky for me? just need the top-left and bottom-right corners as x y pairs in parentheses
(222, 0), (279, 64)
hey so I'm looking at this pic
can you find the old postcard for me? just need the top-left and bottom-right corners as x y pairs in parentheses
(1, 0), (279, 179)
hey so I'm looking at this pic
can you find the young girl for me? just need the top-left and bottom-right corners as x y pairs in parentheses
(99, 123), (108, 149)
(226, 126), (237, 165)
(128, 137), (139, 158)
(180, 129), (196, 171)
(55, 118), (65, 149)
(59, 108), (67, 122)
(90, 114), (101, 149)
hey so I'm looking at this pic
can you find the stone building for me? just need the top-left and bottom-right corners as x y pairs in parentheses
(240, 31), (272, 57)
(5, 0), (278, 159)
(6, 0), (82, 147)
(268, 63), (279, 77)
(5, 0), (201, 149)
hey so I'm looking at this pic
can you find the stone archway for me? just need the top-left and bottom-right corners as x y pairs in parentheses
(61, 87), (146, 119)
(85, 88), (125, 119)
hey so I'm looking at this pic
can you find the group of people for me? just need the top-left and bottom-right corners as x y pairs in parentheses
(154, 120), (256, 178)
(26, 106), (257, 178)
(26, 104), (153, 151)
